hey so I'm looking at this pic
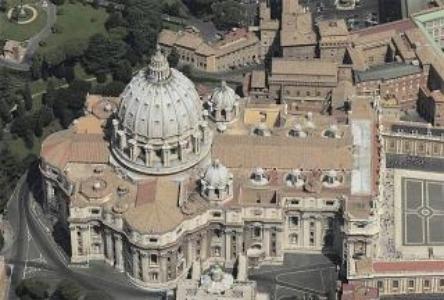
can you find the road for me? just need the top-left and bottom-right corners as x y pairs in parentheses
(0, 1), (57, 71)
(5, 168), (165, 300)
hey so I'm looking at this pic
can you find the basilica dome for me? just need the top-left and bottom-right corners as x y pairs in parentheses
(208, 81), (240, 123)
(111, 47), (212, 175)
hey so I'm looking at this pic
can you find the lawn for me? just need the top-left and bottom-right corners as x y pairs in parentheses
(0, 0), (47, 41)
(38, 2), (108, 54)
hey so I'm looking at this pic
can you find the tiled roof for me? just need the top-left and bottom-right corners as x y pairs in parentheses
(212, 134), (353, 170)
(373, 261), (444, 273)
(354, 63), (422, 83)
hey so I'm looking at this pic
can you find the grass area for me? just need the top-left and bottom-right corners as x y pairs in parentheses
(38, 2), (108, 54)
(0, 0), (47, 41)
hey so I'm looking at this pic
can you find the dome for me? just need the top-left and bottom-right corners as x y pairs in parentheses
(111, 47), (212, 175)
(118, 50), (203, 142)
(202, 159), (231, 188)
(210, 81), (238, 111)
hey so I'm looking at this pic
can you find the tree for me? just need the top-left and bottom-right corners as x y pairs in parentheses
(15, 278), (50, 300)
(54, 279), (82, 300)
(0, 39), (6, 56)
(212, 0), (246, 30)
(167, 48), (180, 68)
(83, 34), (127, 75)
(51, 0), (65, 5)
(22, 83), (33, 111)
(42, 79), (56, 107)
(112, 60), (132, 83)
(185, 0), (213, 17)
(30, 54), (43, 80)
(105, 11), (127, 30)
(95, 81), (126, 96)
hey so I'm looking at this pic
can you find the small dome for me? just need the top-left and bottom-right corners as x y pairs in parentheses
(203, 159), (231, 188)
(210, 81), (238, 111)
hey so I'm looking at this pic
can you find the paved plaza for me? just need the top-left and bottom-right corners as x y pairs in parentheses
(402, 178), (444, 246)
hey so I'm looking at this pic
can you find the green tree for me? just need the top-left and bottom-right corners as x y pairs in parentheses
(212, 0), (246, 30)
(105, 11), (127, 30)
(0, 39), (6, 56)
(167, 48), (180, 68)
(22, 83), (33, 111)
(112, 60), (132, 83)
(30, 54), (43, 80)
(54, 279), (82, 300)
(42, 79), (56, 107)
(15, 278), (50, 300)
(83, 34), (127, 75)
(185, 0), (213, 17)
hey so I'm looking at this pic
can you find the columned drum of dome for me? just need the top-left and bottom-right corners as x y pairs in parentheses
(111, 48), (212, 175)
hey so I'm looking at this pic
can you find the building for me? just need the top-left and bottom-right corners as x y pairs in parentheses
(158, 28), (260, 72)
(39, 47), (377, 294)
(0, 256), (9, 300)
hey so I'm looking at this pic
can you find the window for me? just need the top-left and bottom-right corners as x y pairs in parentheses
(392, 280), (399, 289)
(440, 279), (444, 287)
(149, 238), (158, 243)
(150, 272), (158, 281)
(289, 233), (298, 244)
(377, 281), (383, 290)
(253, 227), (261, 238)
(91, 209), (100, 215)
(408, 280), (415, 288)
(150, 254), (158, 264)
(288, 216), (299, 227)
(213, 212), (222, 217)
(424, 280), (430, 288)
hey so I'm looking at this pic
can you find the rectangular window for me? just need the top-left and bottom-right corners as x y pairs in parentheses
(288, 216), (299, 227)
(440, 279), (444, 287)
(377, 281), (383, 289)
(408, 280), (414, 288)
(424, 280), (430, 288)
(393, 280), (399, 289)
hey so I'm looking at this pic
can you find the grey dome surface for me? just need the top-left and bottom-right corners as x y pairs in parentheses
(210, 81), (238, 111)
(203, 159), (231, 188)
(118, 55), (203, 143)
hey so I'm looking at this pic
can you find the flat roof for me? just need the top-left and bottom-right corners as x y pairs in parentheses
(354, 63), (422, 82)
(351, 120), (372, 195)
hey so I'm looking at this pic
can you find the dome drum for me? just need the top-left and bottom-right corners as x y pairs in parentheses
(208, 81), (240, 123)
(200, 159), (233, 202)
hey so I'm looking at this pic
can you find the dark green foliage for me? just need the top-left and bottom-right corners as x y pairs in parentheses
(23, 83), (33, 111)
(94, 81), (126, 96)
(30, 54), (43, 80)
(54, 279), (82, 300)
(212, 0), (246, 30)
(15, 278), (50, 300)
(112, 60), (132, 84)
(52, 80), (91, 128)
(83, 33), (127, 75)
(105, 11), (127, 30)
(185, 0), (213, 17)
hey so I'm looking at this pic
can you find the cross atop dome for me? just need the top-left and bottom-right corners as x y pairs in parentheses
(148, 45), (171, 82)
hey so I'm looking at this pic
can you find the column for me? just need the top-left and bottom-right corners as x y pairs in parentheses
(118, 131), (127, 150)
(187, 238), (194, 266)
(129, 139), (137, 161)
(201, 231), (208, 259)
(178, 140), (187, 161)
(70, 226), (78, 258)
(160, 255), (168, 282)
(105, 229), (114, 264)
(162, 144), (171, 167)
(132, 249), (139, 279)
(275, 227), (283, 257)
(263, 227), (271, 257)
(193, 134), (201, 154)
(114, 235), (124, 271)
(236, 231), (243, 255)
(112, 119), (119, 142)
(144, 145), (153, 167)
(225, 229), (231, 261)
(141, 253), (149, 282)
(316, 217), (322, 249)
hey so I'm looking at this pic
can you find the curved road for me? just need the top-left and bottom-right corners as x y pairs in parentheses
(0, 1), (57, 71)
(6, 170), (165, 300)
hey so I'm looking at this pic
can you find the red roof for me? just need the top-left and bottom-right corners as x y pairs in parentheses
(373, 261), (444, 273)
(352, 19), (415, 37)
